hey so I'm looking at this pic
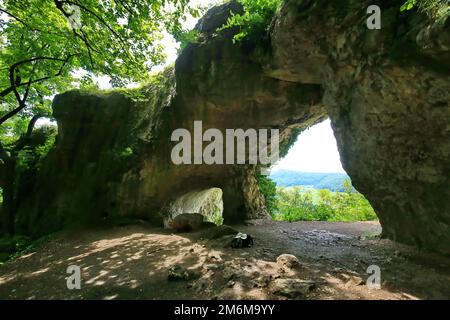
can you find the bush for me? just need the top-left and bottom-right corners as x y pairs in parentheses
(273, 180), (378, 222)
(401, 0), (449, 22)
(221, 0), (282, 42)
(257, 174), (277, 215)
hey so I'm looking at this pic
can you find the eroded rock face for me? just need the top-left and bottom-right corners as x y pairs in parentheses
(270, 0), (450, 253)
(16, 1), (450, 253)
(18, 1), (323, 236)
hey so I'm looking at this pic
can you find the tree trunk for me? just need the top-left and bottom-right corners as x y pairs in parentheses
(2, 158), (16, 236)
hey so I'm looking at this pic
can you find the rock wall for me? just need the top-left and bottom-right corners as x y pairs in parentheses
(270, 0), (450, 253)
(16, 1), (450, 254)
(17, 1), (323, 236)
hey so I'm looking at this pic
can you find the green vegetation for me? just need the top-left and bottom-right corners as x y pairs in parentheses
(221, 0), (282, 42)
(258, 175), (378, 222)
(273, 179), (378, 222)
(0, 0), (196, 236)
(0, 232), (61, 265)
(257, 174), (277, 215)
(401, 0), (449, 21)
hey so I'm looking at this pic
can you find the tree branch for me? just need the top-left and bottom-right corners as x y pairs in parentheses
(57, 0), (125, 44)
(0, 55), (76, 125)
(114, 0), (134, 17)
(0, 8), (34, 30)
(1, 54), (78, 98)
(14, 115), (42, 152)
(54, 0), (131, 59)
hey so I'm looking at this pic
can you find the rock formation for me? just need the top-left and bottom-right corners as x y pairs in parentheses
(15, 0), (450, 254)
(269, 0), (450, 253)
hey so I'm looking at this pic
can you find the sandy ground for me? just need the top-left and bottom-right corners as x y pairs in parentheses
(0, 220), (449, 300)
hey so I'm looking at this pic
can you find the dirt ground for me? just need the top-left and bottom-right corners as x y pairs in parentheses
(0, 220), (449, 300)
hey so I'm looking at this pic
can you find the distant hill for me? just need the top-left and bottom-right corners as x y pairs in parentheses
(270, 170), (350, 192)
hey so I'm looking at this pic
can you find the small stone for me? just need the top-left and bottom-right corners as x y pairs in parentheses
(204, 263), (222, 272)
(270, 279), (316, 298)
(192, 278), (208, 292)
(222, 266), (242, 280)
(346, 276), (365, 287)
(252, 275), (271, 288)
(276, 254), (300, 269)
(168, 265), (200, 281)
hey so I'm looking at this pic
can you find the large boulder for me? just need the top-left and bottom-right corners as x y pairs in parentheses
(163, 188), (224, 228)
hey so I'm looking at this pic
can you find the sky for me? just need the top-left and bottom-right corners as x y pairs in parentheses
(72, 0), (346, 174)
(271, 120), (345, 173)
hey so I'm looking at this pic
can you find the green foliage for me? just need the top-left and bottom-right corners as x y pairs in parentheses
(221, 0), (282, 42)
(257, 174), (277, 215)
(15, 125), (57, 175)
(0, 232), (61, 264)
(279, 128), (301, 159)
(401, 0), (449, 21)
(0, 2), (195, 236)
(0, 0), (193, 85)
(0, 0), (196, 143)
(120, 147), (134, 157)
(175, 29), (200, 52)
(273, 180), (378, 222)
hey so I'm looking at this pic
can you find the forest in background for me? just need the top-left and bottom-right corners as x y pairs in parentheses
(270, 170), (351, 192)
(259, 175), (378, 223)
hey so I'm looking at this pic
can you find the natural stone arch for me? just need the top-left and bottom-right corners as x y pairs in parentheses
(15, 0), (450, 255)
(269, 0), (450, 253)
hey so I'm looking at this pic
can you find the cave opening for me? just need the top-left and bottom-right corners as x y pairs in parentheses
(164, 188), (224, 228)
(268, 119), (379, 225)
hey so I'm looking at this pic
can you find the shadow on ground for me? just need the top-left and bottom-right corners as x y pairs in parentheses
(0, 220), (449, 300)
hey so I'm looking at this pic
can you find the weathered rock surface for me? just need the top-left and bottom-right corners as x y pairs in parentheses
(269, 0), (450, 253)
(168, 264), (201, 281)
(270, 278), (316, 299)
(276, 254), (301, 270)
(168, 213), (204, 232)
(15, 0), (450, 254)
(163, 188), (223, 227)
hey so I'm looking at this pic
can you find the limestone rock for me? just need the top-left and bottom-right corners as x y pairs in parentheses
(164, 188), (224, 227)
(270, 279), (316, 299)
(195, 0), (243, 34)
(276, 254), (301, 269)
(345, 276), (365, 287)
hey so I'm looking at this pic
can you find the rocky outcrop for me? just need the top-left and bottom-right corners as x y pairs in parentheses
(15, 1), (450, 254)
(269, 0), (450, 253)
